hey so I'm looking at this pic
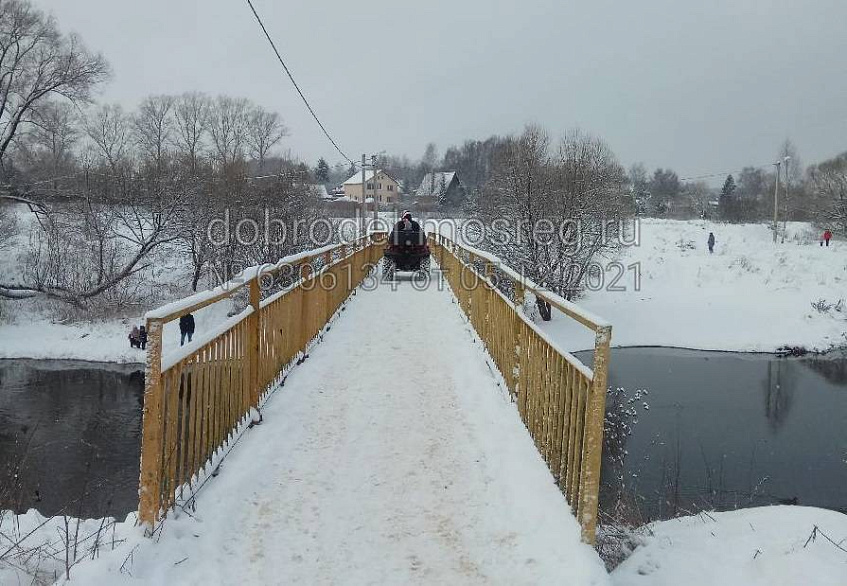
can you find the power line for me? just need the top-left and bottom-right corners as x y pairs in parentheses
(678, 161), (778, 182)
(244, 0), (354, 164)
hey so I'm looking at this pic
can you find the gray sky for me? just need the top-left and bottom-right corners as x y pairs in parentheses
(40, 0), (847, 180)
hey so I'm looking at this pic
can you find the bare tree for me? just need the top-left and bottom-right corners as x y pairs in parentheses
(0, 181), (185, 305)
(0, 0), (109, 175)
(14, 99), (79, 185)
(133, 94), (174, 171)
(172, 91), (208, 174)
(206, 95), (248, 170)
(421, 142), (440, 172)
(684, 181), (712, 219)
(85, 104), (132, 174)
(474, 125), (628, 319)
(246, 106), (287, 174)
(0, 201), (18, 253)
(808, 152), (847, 235)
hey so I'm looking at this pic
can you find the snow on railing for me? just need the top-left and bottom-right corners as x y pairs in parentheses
(138, 232), (387, 532)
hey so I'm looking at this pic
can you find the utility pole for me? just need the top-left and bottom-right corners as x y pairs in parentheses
(772, 160), (780, 243)
(772, 156), (791, 243)
(360, 153), (366, 234)
(371, 154), (379, 222)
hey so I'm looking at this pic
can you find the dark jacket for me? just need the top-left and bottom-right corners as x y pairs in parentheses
(179, 314), (195, 334)
(139, 327), (148, 343)
(395, 219), (421, 232)
(707, 234), (715, 246)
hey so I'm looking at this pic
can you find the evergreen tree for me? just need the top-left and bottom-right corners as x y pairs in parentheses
(721, 174), (737, 198)
(719, 174), (741, 221)
(314, 157), (330, 183)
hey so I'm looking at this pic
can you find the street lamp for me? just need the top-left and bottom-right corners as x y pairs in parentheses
(773, 156), (791, 243)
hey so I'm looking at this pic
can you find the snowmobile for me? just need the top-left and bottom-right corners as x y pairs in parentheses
(382, 226), (431, 280)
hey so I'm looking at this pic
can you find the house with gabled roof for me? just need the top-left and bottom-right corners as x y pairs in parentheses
(416, 171), (466, 210)
(342, 169), (400, 205)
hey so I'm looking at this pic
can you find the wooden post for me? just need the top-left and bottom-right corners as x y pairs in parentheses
(483, 261), (494, 341)
(248, 276), (261, 407)
(323, 251), (332, 324)
(578, 324), (612, 545)
(138, 317), (164, 532)
(513, 280), (526, 406)
(299, 262), (312, 351)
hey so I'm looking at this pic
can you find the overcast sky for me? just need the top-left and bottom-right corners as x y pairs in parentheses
(39, 0), (847, 181)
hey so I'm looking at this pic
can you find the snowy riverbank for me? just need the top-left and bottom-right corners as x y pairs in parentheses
(610, 506), (847, 586)
(1, 218), (844, 362)
(540, 219), (847, 353)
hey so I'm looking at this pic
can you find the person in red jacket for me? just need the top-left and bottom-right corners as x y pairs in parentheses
(823, 229), (832, 247)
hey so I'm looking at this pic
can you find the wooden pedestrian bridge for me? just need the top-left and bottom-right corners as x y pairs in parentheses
(136, 232), (613, 582)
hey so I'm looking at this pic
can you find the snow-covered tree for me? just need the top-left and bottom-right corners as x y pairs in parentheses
(314, 157), (330, 183)
(808, 151), (847, 235)
(474, 125), (629, 319)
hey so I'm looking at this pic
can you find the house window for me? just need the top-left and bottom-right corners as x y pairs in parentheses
(378, 183), (382, 189)
(379, 195), (383, 202)
(367, 183), (373, 190)
(388, 184), (393, 191)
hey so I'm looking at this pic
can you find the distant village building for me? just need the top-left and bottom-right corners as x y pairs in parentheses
(342, 169), (400, 205)
(416, 172), (465, 210)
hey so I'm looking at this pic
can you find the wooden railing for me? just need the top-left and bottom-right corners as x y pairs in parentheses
(138, 233), (386, 530)
(429, 233), (612, 544)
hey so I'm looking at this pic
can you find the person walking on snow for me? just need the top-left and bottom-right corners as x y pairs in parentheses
(707, 232), (716, 253)
(822, 229), (832, 247)
(179, 313), (195, 346)
(139, 325), (148, 350)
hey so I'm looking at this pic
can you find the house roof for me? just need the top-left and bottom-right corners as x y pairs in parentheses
(344, 170), (375, 185)
(342, 169), (399, 186)
(309, 184), (330, 199)
(416, 172), (458, 197)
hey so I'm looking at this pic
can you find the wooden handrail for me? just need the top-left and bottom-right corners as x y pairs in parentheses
(138, 232), (387, 531)
(429, 232), (612, 545)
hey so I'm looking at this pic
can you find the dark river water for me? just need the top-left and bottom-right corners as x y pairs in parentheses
(0, 359), (143, 519)
(583, 348), (847, 521)
(1, 350), (846, 523)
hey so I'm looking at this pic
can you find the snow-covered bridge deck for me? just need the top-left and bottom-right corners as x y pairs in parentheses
(80, 279), (608, 584)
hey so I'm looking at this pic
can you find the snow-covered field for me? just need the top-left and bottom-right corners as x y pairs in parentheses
(3, 213), (844, 362)
(539, 219), (847, 353)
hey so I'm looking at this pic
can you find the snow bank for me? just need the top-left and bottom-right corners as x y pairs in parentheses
(611, 506), (847, 586)
(0, 508), (128, 585)
(540, 219), (847, 353)
(0, 296), (237, 364)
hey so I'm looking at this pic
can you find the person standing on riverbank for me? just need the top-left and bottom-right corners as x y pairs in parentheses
(129, 326), (141, 348)
(707, 232), (716, 253)
(179, 313), (195, 346)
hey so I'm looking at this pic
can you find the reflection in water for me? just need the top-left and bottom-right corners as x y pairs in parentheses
(580, 348), (847, 522)
(763, 360), (795, 431)
(802, 354), (847, 385)
(0, 359), (144, 519)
